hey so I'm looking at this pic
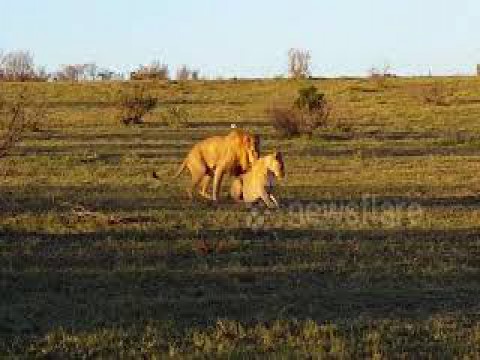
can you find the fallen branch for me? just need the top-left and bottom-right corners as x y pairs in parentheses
(69, 205), (155, 225)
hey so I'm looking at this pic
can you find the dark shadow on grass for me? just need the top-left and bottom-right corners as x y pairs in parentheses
(41, 99), (249, 108)
(0, 184), (189, 215)
(1, 266), (478, 336)
(2, 226), (479, 309)
(15, 143), (190, 157)
(279, 193), (480, 209)
(3, 184), (480, 216)
(291, 146), (480, 158)
(318, 130), (443, 141)
(23, 130), (211, 143)
(1, 226), (479, 342)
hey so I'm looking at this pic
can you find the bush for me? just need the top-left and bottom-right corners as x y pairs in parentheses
(116, 85), (158, 125)
(294, 85), (328, 112)
(268, 86), (330, 138)
(130, 61), (169, 81)
(267, 105), (301, 137)
(0, 87), (45, 157)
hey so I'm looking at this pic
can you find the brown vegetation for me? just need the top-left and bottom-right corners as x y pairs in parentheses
(130, 61), (169, 80)
(0, 87), (48, 157)
(116, 85), (158, 125)
(268, 85), (330, 137)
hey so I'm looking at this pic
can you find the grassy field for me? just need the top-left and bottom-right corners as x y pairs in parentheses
(1, 77), (480, 357)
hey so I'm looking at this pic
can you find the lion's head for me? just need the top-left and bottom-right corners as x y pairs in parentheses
(228, 129), (260, 173)
(267, 151), (285, 179)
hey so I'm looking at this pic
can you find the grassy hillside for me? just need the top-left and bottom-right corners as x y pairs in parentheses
(1, 77), (480, 357)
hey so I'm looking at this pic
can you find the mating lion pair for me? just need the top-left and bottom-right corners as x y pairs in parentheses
(158, 129), (284, 208)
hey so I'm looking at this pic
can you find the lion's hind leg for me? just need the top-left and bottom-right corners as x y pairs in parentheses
(187, 162), (208, 200)
(199, 175), (213, 200)
(230, 178), (243, 203)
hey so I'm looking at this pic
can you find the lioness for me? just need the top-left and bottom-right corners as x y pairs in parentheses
(230, 152), (285, 208)
(158, 129), (260, 201)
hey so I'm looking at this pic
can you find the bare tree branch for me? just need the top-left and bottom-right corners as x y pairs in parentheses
(288, 48), (311, 79)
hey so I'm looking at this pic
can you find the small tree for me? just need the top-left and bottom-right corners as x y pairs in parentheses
(84, 63), (98, 80)
(55, 64), (88, 81)
(0, 50), (35, 81)
(116, 85), (158, 125)
(97, 68), (115, 81)
(288, 48), (311, 79)
(176, 65), (192, 81)
(0, 87), (48, 157)
(36, 66), (49, 81)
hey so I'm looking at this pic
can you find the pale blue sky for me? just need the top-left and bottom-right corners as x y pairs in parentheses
(1, 0), (479, 77)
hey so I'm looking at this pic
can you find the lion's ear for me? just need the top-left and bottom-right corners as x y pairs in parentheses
(275, 151), (283, 162)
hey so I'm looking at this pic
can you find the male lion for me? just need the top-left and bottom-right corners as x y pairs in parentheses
(230, 151), (285, 208)
(159, 129), (260, 201)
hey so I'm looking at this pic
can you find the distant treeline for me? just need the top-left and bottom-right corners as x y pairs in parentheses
(0, 50), (201, 82)
(4, 48), (478, 82)
(0, 48), (320, 82)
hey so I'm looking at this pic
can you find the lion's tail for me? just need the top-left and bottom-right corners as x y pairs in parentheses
(152, 158), (186, 180)
(173, 159), (187, 178)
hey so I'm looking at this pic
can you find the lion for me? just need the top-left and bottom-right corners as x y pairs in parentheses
(156, 129), (260, 201)
(230, 151), (285, 208)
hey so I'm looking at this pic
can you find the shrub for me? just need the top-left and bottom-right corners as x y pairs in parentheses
(268, 86), (330, 138)
(0, 87), (41, 157)
(294, 85), (328, 112)
(267, 105), (301, 137)
(116, 85), (158, 125)
(130, 61), (169, 81)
